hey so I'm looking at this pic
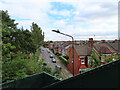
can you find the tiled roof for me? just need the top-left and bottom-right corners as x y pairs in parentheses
(74, 45), (92, 56)
(107, 42), (120, 53)
(93, 42), (116, 54)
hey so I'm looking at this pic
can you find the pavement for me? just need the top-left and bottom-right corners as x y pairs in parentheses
(40, 46), (73, 79)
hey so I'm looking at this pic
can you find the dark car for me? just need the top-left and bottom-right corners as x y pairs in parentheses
(50, 54), (53, 58)
(52, 58), (56, 63)
(55, 65), (62, 69)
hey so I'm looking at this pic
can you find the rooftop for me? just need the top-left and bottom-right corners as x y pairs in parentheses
(74, 45), (92, 56)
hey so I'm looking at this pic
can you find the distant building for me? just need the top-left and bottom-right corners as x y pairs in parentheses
(93, 40), (120, 65)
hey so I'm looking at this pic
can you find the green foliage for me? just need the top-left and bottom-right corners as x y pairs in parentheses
(62, 55), (69, 60)
(11, 29), (36, 54)
(104, 55), (120, 63)
(31, 22), (44, 48)
(1, 10), (19, 62)
(112, 55), (120, 60)
(52, 69), (62, 79)
(104, 56), (112, 63)
(2, 58), (42, 82)
(1, 10), (18, 29)
(2, 51), (53, 83)
(59, 55), (69, 62)
(1, 10), (48, 83)
(1, 10), (41, 62)
(89, 50), (101, 68)
(33, 48), (41, 62)
(41, 64), (52, 74)
(89, 50), (120, 68)
(43, 41), (48, 48)
(2, 43), (16, 63)
(81, 68), (92, 73)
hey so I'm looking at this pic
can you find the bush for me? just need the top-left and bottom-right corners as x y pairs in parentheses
(59, 55), (69, 62)
(62, 55), (69, 60)
(2, 50), (53, 83)
(2, 56), (42, 83)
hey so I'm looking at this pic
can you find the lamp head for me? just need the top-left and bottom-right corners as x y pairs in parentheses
(52, 29), (60, 33)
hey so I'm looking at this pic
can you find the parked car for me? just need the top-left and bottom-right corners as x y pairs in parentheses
(50, 54), (53, 58)
(52, 58), (56, 63)
(47, 49), (50, 53)
(55, 65), (62, 69)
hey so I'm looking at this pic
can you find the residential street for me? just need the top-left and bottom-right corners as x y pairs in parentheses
(40, 46), (56, 71)
(40, 46), (73, 79)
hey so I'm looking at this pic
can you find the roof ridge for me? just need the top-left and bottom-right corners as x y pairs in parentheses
(106, 42), (117, 52)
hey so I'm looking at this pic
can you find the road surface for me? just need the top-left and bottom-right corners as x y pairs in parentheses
(40, 47), (56, 71)
(40, 46), (73, 79)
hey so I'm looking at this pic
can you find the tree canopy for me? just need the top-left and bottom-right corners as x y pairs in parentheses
(1, 10), (52, 83)
(31, 22), (44, 49)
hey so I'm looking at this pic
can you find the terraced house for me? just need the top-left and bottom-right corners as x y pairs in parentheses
(66, 44), (92, 75)
(48, 39), (120, 76)
(66, 39), (120, 75)
(93, 40), (120, 64)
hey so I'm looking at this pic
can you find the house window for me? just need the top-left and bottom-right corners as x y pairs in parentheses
(81, 58), (85, 64)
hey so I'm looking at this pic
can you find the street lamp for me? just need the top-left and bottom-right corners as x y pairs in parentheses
(52, 29), (75, 76)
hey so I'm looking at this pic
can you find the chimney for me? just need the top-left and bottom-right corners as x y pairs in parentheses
(114, 39), (119, 43)
(89, 38), (93, 41)
(101, 40), (106, 43)
(88, 38), (94, 47)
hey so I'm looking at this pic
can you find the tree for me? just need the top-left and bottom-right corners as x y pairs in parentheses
(11, 29), (36, 54)
(1, 10), (52, 83)
(89, 50), (101, 68)
(1, 10), (18, 62)
(104, 55), (120, 63)
(31, 22), (44, 49)
(1, 10), (18, 30)
(1, 10), (37, 62)
(2, 58), (42, 82)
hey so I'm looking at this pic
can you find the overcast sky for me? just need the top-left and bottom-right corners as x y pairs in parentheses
(0, 0), (119, 41)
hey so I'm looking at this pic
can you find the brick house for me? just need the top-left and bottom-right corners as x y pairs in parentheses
(66, 44), (92, 75)
(53, 42), (72, 55)
(50, 39), (120, 76)
(93, 40), (119, 65)
(52, 42), (64, 55)
(107, 40), (120, 55)
(65, 39), (120, 75)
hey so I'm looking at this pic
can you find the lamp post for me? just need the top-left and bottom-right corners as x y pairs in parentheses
(52, 29), (75, 76)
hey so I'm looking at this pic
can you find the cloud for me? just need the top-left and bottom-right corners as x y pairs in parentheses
(0, 0), (119, 41)
(53, 20), (67, 28)
(49, 9), (72, 17)
(0, 0), (53, 29)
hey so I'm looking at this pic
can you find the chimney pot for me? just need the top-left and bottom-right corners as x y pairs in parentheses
(101, 40), (106, 43)
(89, 38), (93, 41)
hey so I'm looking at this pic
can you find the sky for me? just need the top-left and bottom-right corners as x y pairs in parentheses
(0, 0), (119, 41)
